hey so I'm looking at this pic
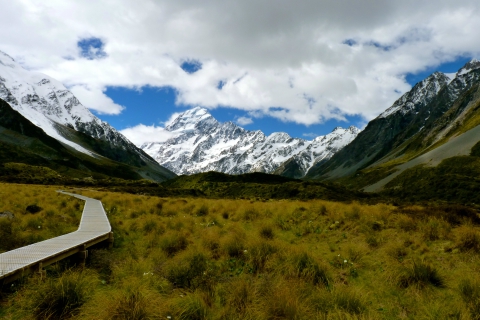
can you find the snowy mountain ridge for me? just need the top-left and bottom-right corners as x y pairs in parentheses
(0, 50), (175, 181)
(378, 59), (480, 120)
(141, 107), (360, 176)
(0, 50), (145, 156)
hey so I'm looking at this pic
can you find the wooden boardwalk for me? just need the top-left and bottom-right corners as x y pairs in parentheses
(0, 191), (112, 285)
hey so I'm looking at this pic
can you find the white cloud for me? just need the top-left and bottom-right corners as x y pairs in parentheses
(120, 124), (177, 146)
(69, 84), (124, 115)
(1, 0), (480, 126)
(303, 133), (319, 139)
(236, 116), (253, 126)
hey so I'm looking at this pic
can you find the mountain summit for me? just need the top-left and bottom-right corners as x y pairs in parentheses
(142, 108), (360, 177)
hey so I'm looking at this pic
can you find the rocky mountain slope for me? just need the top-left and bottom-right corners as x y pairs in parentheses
(0, 50), (175, 182)
(142, 107), (359, 177)
(306, 59), (480, 203)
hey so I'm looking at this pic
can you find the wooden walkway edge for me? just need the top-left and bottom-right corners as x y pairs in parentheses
(0, 191), (112, 285)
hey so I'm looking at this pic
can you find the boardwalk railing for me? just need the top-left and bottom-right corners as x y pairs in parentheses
(0, 191), (113, 285)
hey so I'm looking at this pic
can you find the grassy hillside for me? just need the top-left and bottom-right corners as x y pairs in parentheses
(1, 184), (480, 319)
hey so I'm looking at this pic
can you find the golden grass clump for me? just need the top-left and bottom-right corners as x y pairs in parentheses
(455, 225), (480, 253)
(12, 270), (97, 320)
(394, 259), (446, 289)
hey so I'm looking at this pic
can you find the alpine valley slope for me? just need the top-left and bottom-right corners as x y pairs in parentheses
(141, 107), (359, 177)
(306, 59), (480, 203)
(0, 50), (175, 182)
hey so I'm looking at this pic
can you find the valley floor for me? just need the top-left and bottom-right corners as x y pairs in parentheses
(1, 183), (480, 319)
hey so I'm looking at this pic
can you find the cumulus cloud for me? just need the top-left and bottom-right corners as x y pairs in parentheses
(1, 0), (480, 126)
(69, 85), (125, 115)
(236, 116), (253, 126)
(303, 133), (319, 139)
(120, 124), (177, 146)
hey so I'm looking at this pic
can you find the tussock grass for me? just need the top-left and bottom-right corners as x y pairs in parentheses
(455, 225), (480, 252)
(395, 259), (446, 289)
(160, 232), (189, 256)
(2, 183), (480, 319)
(458, 277), (480, 319)
(14, 270), (97, 320)
(281, 250), (331, 287)
(173, 291), (210, 320)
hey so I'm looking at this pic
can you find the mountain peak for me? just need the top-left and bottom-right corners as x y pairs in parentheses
(457, 58), (480, 76)
(0, 51), (17, 68)
(165, 107), (218, 132)
(378, 70), (450, 119)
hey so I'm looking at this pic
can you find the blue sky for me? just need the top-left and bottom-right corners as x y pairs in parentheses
(98, 55), (472, 139)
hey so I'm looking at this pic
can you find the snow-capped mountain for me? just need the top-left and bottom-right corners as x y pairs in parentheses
(378, 72), (452, 119)
(0, 50), (175, 181)
(306, 58), (480, 182)
(141, 107), (359, 176)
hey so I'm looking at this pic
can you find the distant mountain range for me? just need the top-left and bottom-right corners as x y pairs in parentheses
(141, 107), (359, 178)
(0, 50), (175, 182)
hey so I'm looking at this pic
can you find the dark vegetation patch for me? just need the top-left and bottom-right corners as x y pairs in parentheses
(381, 157), (480, 206)
(25, 204), (42, 214)
(161, 171), (373, 202)
(394, 205), (480, 225)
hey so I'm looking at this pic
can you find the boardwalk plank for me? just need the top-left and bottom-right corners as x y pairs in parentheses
(0, 191), (111, 283)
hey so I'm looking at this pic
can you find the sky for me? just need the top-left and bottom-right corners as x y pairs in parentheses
(1, 1), (480, 146)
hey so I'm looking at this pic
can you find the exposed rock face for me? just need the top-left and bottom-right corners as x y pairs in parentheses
(142, 107), (359, 177)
